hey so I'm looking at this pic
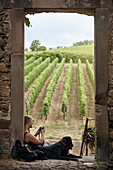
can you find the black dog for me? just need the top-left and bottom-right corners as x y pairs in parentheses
(33, 136), (82, 161)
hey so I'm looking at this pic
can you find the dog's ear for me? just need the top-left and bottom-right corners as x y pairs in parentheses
(61, 136), (73, 149)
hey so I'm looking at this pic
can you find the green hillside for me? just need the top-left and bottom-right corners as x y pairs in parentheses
(48, 45), (94, 56)
(25, 45), (94, 63)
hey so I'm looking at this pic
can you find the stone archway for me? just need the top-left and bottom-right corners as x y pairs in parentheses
(1, 0), (113, 161)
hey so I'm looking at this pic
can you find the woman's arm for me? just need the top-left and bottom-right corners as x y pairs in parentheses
(25, 130), (45, 145)
(34, 128), (40, 137)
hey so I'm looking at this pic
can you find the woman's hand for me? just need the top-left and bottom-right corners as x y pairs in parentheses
(34, 129), (40, 137)
(34, 127), (45, 137)
(41, 128), (45, 134)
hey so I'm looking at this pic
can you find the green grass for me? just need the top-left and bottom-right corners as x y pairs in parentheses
(48, 45), (94, 56)
(79, 124), (85, 130)
(68, 126), (76, 130)
(39, 108), (43, 112)
(44, 123), (63, 130)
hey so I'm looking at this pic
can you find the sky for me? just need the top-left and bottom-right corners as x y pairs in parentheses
(25, 13), (94, 50)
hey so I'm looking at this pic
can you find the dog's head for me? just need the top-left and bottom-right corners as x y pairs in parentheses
(60, 136), (73, 150)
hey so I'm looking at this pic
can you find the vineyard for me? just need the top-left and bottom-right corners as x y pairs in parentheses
(24, 46), (95, 151)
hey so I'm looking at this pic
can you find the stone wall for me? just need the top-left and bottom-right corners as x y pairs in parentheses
(0, 6), (11, 153)
(0, 0), (113, 161)
(108, 4), (113, 161)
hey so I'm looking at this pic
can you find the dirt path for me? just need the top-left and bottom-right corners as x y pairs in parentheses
(67, 64), (83, 140)
(47, 64), (68, 122)
(68, 64), (80, 120)
(82, 64), (95, 126)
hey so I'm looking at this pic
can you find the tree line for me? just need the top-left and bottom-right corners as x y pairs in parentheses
(25, 39), (94, 51)
(25, 40), (47, 52)
(73, 40), (94, 46)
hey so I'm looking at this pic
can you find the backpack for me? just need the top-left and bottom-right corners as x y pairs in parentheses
(11, 140), (45, 162)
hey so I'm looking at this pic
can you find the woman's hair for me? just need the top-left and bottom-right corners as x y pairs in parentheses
(24, 115), (32, 126)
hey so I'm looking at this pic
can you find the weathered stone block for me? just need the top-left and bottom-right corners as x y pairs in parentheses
(1, 22), (11, 34)
(0, 130), (9, 138)
(109, 141), (113, 153)
(2, 141), (10, 150)
(0, 63), (8, 72)
(0, 96), (10, 102)
(24, 0), (32, 8)
(111, 141), (113, 149)
(0, 81), (10, 86)
(11, 0), (24, 8)
(110, 131), (113, 139)
(95, 8), (109, 97)
(0, 119), (10, 129)
(1, 10), (11, 21)
(24, 0), (112, 9)
(0, 104), (9, 112)
(109, 154), (113, 161)
(0, 0), (3, 9)
(3, 0), (11, 8)
(0, 47), (2, 57)
(0, 73), (11, 81)
(108, 90), (113, 98)
(95, 104), (109, 160)
(0, 37), (2, 45)
(111, 122), (113, 127)
(11, 8), (24, 53)
(11, 54), (24, 142)
(3, 52), (11, 62)
(0, 112), (8, 117)
(108, 97), (113, 107)
(109, 108), (113, 121)
(0, 89), (10, 97)
(0, 83), (9, 90)
(109, 80), (113, 90)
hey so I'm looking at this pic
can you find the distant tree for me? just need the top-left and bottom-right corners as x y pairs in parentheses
(79, 41), (83, 46)
(83, 40), (89, 45)
(30, 40), (41, 51)
(73, 40), (94, 46)
(49, 48), (53, 50)
(57, 46), (63, 49)
(89, 40), (94, 45)
(37, 46), (47, 51)
(25, 48), (28, 51)
(73, 42), (80, 46)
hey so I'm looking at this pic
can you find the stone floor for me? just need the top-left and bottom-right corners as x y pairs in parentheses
(0, 156), (113, 170)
